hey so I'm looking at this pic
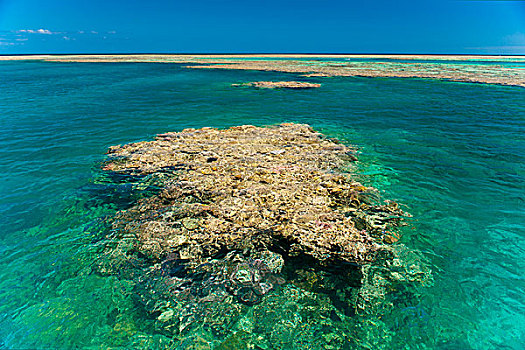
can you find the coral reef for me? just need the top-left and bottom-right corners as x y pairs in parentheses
(232, 81), (321, 89)
(188, 59), (524, 88)
(6, 54), (522, 87)
(96, 123), (432, 348)
(103, 123), (405, 267)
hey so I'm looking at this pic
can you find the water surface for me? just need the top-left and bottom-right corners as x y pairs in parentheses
(0, 61), (523, 348)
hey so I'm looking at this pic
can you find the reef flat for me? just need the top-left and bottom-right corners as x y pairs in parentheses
(184, 58), (524, 87)
(2, 54), (524, 87)
(96, 123), (431, 347)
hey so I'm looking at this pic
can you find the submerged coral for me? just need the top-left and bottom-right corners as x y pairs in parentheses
(97, 123), (431, 348)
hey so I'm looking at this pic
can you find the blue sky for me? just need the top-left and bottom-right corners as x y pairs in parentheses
(0, 0), (524, 54)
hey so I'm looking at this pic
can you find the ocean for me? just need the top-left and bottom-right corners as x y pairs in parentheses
(0, 60), (523, 349)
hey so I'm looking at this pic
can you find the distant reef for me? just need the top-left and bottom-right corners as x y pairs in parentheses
(3, 54), (523, 87)
(232, 81), (321, 89)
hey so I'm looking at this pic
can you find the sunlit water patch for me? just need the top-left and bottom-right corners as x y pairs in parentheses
(0, 61), (523, 349)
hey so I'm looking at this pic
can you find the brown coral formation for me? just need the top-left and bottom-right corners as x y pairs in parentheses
(233, 81), (321, 89)
(104, 123), (406, 267)
(96, 123), (431, 346)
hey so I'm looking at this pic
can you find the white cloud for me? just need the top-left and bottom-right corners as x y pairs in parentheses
(17, 28), (56, 35)
(17, 29), (114, 37)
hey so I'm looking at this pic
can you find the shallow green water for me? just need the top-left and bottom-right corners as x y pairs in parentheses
(0, 61), (523, 349)
(205, 55), (525, 68)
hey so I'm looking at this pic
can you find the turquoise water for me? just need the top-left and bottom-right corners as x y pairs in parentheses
(0, 61), (524, 349)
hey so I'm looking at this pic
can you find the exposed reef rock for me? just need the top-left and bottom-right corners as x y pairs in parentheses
(97, 123), (432, 347)
(232, 81), (321, 89)
(103, 123), (405, 267)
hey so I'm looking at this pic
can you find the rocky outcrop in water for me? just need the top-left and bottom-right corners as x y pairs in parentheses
(97, 123), (431, 348)
(232, 81), (321, 89)
(103, 123), (404, 268)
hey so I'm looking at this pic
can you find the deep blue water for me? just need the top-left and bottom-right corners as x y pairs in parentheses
(0, 61), (524, 349)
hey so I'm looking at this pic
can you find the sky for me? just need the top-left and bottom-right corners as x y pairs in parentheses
(0, 0), (524, 54)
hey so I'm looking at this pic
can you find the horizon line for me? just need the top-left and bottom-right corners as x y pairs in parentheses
(2, 52), (525, 57)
